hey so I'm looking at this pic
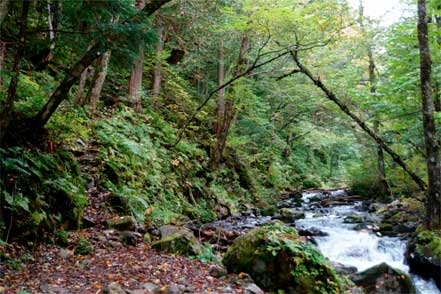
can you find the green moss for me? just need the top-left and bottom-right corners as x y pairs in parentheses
(416, 230), (441, 259)
(223, 223), (342, 293)
(151, 230), (202, 257)
(74, 237), (94, 256)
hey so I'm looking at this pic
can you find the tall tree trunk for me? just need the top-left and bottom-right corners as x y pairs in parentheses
(0, 41), (5, 89)
(45, 0), (55, 63)
(435, 6), (441, 112)
(289, 51), (428, 192)
(128, 0), (146, 111)
(0, 0), (11, 25)
(73, 67), (89, 105)
(85, 50), (111, 114)
(0, 0), (30, 143)
(214, 40), (225, 166)
(417, 0), (441, 229)
(151, 16), (164, 105)
(31, 0), (170, 129)
(358, 0), (390, 196)
(367, 39), (390, 196)
(214, 33), (249, 166)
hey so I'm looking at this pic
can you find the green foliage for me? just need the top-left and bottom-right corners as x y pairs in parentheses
(0, 147), (86, 241)
(74, 237), (94, 256)
(416, 230), (441, 260)
(194, 243), (222, 264)
(0, 250), (32, 270)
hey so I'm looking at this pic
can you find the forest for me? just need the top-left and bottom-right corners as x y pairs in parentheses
(0, 0), (440, 293)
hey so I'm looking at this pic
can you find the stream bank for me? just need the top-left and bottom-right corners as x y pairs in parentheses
(199, 188), (440, 294)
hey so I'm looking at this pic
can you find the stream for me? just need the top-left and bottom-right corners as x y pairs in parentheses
(206, 189), (440, 293)
(296, 190), (440, 294)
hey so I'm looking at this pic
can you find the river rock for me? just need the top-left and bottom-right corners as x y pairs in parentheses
(152, 225), (203, 256)
(343, 214), (364, 224)
(244, 283), (264, 294)
(276, 208), (305, 223)
(331, 261), (357, 275)
(223, 223), (341, 293)
(261, 206), (278, 217)
(352, 262), (415, 294)
(106, 216), (137, 231)
(103, 282), (126, 294)
(406, 230), (441, 289)
(298, 227), (329, 237)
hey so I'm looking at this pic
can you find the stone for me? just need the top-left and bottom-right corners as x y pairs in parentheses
(103, 282), (126, 294)
(142, 283), (160, 293)
(406, 230), (441, 289)
(223, 223), (341, 293)
(152, 225), (203, 256)
(40, 283), (69, 294)
(106, 216), (137, 231)
(208, 264), (227, 278)
(343, 214), (364, 224)
(261, 206), (278, 217)
(119, 231), (139, 246)
(277, 208), (305, 223)
(331, 262), (357, 276)
(244, 283), (264, 294)
(143, 232), (152, 243)
(352, 263), (415, 294)
(298, 227), (329, 237)
(58, 248), (73, 259)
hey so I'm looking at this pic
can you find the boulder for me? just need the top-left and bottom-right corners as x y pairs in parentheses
(244, 283), (264, 294)
(343, 214), (364, 224)
(352, 263), (415, 294)
(261, 206), (278, 217)
(223, 223), (342, 293)
(277, 208), (305, 223)
(298, 227), (329, 237)
(406, 230), (441, 289)
(152, 225), (203, 256)
(331, 262), (357, 276)
(103, 282), (125, 294)
(106, 216), (137, 231)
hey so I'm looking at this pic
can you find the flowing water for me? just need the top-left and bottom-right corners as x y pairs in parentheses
(296, 190), (440, 294)
(208, 189), (440, 293)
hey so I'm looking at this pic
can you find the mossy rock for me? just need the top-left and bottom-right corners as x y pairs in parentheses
(152, 226), (202, 257)
(261, 207), (278, 217)
(223, 223), (342, 293)
(106, 216), (137, 231)
(406, 230), (441, 289)
(352, 262), (415, 294)
(343, 214), (364, 224)
(278, 208), (305, 223)
(74, 237), (93, 256)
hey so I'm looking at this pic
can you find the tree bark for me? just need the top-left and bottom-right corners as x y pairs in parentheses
(435, 6), (441, 112)
(358, 0), (390, 196)
(151, 16), (164, 104)
(85, 50), (111, 114)
(0, 0), (11, 25)
(128, 0), (146, 111)
(0, 0), (30, 142)
(417, 0), (441, 229)
(214, 33), (249, 166)
(73, 67), (89, 105)
(289, 51), (428, 192)
(31, 0), (171, 129)
(214, 40), (225, 166)
(0, 41), (5, 89)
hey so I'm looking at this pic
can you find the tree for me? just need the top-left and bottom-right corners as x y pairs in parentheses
(0, 0), (171, 144)
(417, 0), (441, 229)
(128, 0), (146, 112)
(358, 0), (390, 196)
